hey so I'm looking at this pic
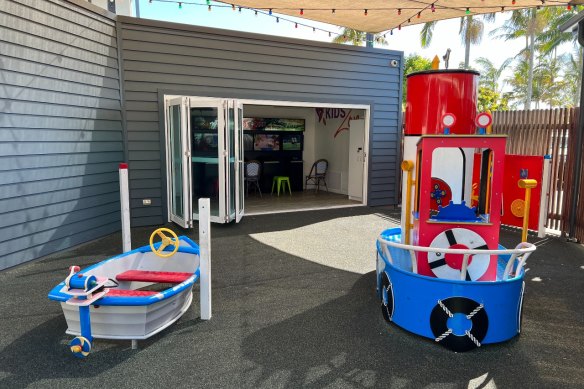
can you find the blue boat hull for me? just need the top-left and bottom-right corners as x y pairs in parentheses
(376, 228), (525, 351)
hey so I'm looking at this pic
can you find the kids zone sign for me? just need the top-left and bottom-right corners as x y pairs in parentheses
(316, 108), (361, 138)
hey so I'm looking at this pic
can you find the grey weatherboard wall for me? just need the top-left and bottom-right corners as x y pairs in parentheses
(118, 17), (403, 227)
(0, 0), (124, 269)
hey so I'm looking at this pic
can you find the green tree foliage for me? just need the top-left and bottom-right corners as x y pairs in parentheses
(403, 54), (433, 105)
(332, 28), (387, 46)
(478, 86), (509, 112)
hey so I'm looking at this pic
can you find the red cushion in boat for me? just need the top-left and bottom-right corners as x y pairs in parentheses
(116, 270), (192, 284)
(107, 289), (158, 297)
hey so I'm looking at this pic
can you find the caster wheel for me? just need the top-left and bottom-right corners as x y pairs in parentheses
(70, 336), (91, 358)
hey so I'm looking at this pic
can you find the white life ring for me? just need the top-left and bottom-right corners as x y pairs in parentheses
(428, 228), (490, 281)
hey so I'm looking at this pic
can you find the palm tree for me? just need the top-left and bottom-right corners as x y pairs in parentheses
(332, 28), (387, 46)
(536, 54), (569, 107)
(490, 9), (548, 109)
(420, 15), (495, 69)
(475, 57), (512, 93)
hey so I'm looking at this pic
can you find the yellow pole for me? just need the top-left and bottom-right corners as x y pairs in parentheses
(402, 160), (415, 244)
(518, 179), (538, 242)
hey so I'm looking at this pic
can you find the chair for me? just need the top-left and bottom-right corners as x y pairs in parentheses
(245, 160), (262, 197)
(305, 159), (328, 193)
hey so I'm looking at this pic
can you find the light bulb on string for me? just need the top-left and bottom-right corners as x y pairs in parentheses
(208, 5), (211, 11)
(568, 4), (572, 10)
(390, 29), (393, 35)
(238, 7), (241, 12)
(328, 32), (331, 37)
(431, 4), (435, 12)
(512, 0), (516, 5)
(364, 9), (368, 16)
(300, 9), (304, 15)
(231, 4), (235, 11)
(398, 24), (401, 30)
(466, 7), (470, 14)
(269, 9), (272, 15)
(254, 10), (258, 16)
(313, 27), (316, 32)
(332, 9), (335, 14)
(276, 17), (279, 23)
(295, 22), (298, 28)
(178, 2), (182, 9)
(501, 6), (505, 11)
(398, 9), (401, 15)
(417, 12), (421, 18)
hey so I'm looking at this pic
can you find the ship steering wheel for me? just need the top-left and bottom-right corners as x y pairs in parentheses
(149, 228), (180, 258)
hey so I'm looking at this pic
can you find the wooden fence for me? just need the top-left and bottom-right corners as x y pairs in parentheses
(492, 108), (582, 239)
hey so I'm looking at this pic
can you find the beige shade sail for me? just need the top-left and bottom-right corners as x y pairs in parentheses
(217, 1), (583, 33)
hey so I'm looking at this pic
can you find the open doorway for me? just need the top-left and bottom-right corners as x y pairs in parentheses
(164, 96), (370, 225)
(241, 102), (369, 215)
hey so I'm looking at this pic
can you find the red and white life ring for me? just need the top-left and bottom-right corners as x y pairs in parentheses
(428, 228), (490, 281)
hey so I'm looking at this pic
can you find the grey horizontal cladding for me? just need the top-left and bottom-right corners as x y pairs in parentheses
(371, 133), (399, 142)
(126, 111), (159, 122)
(130, 188), (162, 199)
(1, 42), (120, 83)
(125, 100), (159, 112)
(125, 91), (158, 103)
(369, 198), (396, 207)
(370, 148), (397, 157)
(5, 0), (117, 48)
(127, 141), (160, 152)
(127, 131), (160, 142)
(130, 169), (161, 180)
(0, 114), (123, 131)
(0, 26), (118, 70)
(0, 183), (119, 214)
(371, 141), (398, 150)
(0, 152), (124, 171)
(373, 111), (401, 120)
(370, 155), (397, 165)
(370, 169), (396, 179)
(1, 219), (120, 270)
(128, 150), (161, 161)
(1, 10), (118, 59)
(125, 62), (398, 91)
(1, 100), (122, 121)
(0, 129), (123, 142)
(2, 172), (119, 199)
(0, 84), (121, 111)
(20, 0), (116, 35)
(369, 189), (396, 200)
(121, 25), (399, 68)
(370, 176), (397, 185)
(123, 58), (400, 89)
(130, 178), (161, 190)
(127, 121), (160, 133)
(124, 78), (399, 100)
(0, 162), (120, 186)
(129, 160), (161, 170)
(0, 141), (123, 156)
(1, 0), (123, 269)
(0, 201), (121, 245)
(0, 192), (120, 229)
(132, 215), (164, 228)
(131, 206), (163, 218)
(2, 66), (120, 100)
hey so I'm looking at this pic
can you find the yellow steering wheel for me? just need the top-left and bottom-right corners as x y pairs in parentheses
(149, 228), (180, 258)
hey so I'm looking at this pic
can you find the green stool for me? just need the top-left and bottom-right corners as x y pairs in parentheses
(271, 176), (291, 196)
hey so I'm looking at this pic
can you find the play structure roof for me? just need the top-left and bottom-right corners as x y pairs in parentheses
(220, 1), (583, 33)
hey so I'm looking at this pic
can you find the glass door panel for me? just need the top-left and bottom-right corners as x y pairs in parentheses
(166, 97), (190, 228)
(235, 101), (244, 222)
(188, 99), (225, 223)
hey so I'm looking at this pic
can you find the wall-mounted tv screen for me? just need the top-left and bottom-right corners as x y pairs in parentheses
(282, 133), (303, 151)
(243, 118), (305, 132)
(193, 133), (218, 152)
(254, 134), (280, 151)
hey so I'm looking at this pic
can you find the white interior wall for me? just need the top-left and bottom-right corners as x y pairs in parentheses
(242, 105), (316, 178)
(314, 108), (366, 194)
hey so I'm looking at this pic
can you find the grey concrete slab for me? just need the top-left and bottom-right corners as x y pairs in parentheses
(0, 207), (582, 388)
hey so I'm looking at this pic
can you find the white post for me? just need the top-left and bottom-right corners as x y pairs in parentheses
(538, 156), (552, 238)
(119, 163), (131, 252)
(199, 198), (212, 320)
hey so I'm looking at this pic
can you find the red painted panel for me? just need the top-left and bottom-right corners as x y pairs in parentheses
(501, 155), (543, 231)
(405, 70), (479, 136)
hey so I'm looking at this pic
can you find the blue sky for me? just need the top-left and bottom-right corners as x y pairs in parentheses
(135, 0), (574, 87)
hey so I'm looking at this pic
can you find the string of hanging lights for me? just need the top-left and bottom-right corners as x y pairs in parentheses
(147, 0), (578, 41)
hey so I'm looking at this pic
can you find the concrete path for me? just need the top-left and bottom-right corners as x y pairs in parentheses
(0, 207), (582, 388)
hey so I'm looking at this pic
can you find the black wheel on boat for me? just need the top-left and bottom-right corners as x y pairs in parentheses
(380, 272), (394, 323)
(430, 297), (488, 352)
